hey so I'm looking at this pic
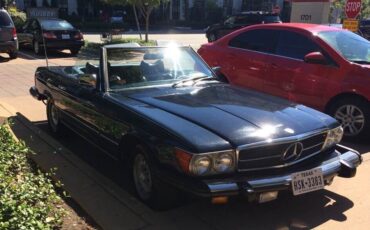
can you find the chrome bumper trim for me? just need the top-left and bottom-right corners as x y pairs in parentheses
(207, 148), (361, 194)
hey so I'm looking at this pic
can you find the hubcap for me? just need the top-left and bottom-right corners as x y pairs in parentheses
(50, 104), (59, 127)
(133, 153), (152, 200)
(335, 105), (365, 136)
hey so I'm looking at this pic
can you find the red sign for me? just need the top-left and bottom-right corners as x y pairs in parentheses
(345, 0), (362, 19)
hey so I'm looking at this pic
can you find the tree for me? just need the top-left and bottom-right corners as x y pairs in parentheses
(106, 0), (168, 42)
(105, 0), (142, 40)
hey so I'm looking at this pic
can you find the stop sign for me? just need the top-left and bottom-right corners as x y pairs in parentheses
(345, 0), (362, 19)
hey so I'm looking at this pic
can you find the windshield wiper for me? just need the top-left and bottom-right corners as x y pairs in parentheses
(172, 76), (215, 88)
(350, 60), (370, 64)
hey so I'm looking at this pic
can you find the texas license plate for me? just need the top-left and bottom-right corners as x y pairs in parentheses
(291, 168), (324, 196)
(62, 34), (70, 39)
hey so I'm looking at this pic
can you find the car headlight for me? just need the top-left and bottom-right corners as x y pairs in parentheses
(213, 153), (234, 173)
(189, 151), (235, 176)
(191, 156), (212, 175)
(322, 126), (343, 150)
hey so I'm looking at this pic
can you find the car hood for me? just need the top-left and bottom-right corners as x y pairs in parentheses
(111, 83), (337, 147)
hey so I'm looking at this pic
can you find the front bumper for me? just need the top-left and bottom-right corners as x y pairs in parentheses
(162, 145), (362, 199)
(30, 86), (47, 101)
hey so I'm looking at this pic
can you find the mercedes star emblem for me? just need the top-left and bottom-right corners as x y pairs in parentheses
(282, 142), (304, 161)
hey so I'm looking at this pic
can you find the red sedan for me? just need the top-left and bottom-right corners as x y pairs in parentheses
(198, 23), (370, 138)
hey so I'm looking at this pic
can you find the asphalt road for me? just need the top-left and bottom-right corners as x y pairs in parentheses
(1, 33), (370, 229)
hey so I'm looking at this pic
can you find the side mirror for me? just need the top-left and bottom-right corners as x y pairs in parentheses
(79, 74), (96, 88)
(211, 66), (228, 82)
(304, 52), (328, 65)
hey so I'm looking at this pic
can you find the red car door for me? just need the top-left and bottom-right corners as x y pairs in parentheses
(223, 29), (279, 91)
(264, 30), (337, 110)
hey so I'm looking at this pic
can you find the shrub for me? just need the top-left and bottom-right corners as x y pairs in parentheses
(82, 38), (156, 53)
(0, 124), (65, 229)
(8, 7), (27, 30)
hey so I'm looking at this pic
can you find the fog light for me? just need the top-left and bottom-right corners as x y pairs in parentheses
(258, 191), (278, 203)
(211, 196), (229, 204)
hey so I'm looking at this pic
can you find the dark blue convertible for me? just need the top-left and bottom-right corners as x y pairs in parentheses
(30, 44), (362, 209)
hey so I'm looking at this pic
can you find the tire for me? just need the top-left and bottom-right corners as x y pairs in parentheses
(70, 48), (80, 56)
(131, 145), (179, 210)
(208, 33), (217, 42)
(328, 97), (370, 139)
(8, 51), (17, 59)
(46, 99), (66, 137)
(33, 40), (43, 55)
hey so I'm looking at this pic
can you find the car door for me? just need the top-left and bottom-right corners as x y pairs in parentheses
(222, 29), (278, 91)
(264, 30), (338, 109)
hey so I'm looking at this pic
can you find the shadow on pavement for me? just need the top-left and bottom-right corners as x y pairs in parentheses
(8, 113), (359, 230)
(19, 48), (74, 60)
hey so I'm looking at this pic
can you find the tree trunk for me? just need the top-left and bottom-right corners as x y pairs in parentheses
(145, 14), (149, 42)
(133, 5), (142, 40)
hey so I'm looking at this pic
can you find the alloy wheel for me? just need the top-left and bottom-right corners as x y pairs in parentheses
(334, 104), (365, 136)
(50, 103), (59, 128)
(133, 153), (153, 200)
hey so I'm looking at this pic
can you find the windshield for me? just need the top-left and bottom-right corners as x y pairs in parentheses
(106, 46), (213, 90)
(40, 20), (74, 30)
(318, 30), (370, 63)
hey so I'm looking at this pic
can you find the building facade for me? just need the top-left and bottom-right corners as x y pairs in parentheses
(15, 0), (78, 15)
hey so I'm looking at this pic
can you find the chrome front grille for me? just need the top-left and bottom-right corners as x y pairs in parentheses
(237, 132), (327, 171)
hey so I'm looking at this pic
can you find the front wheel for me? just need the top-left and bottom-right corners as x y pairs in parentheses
(33, 40), (43, 55)
(8, 51), (17, 59)
(131, 145), (179, 210)
(46, 99), (66, 136)
(208, 33), (217, 42)
(328, 97), (370, 139)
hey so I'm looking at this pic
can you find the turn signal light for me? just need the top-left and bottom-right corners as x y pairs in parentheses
(211, 196), (229, 204)
(74, 32), (83, 40)
(174, 148), (191, 173)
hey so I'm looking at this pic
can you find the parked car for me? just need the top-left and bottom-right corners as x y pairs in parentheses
(18, 18), (84, 55)
(198, 23), (370, 138)
(0, 8), (18, 59)
(30, 45), (361, 210)
(360, 19), (370, 40)
(110, 10), (124, 23)
(205, 11), (281, 42)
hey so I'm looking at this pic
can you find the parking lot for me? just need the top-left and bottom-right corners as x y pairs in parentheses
(1, 33), (370, 230)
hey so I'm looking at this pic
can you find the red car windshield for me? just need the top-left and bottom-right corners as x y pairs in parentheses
(318, 30), (370, 64)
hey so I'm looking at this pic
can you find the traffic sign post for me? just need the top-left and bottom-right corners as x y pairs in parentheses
(343, 19), (360, 32)
(345, 0), (362, 19)
(343, 0), (361, 33)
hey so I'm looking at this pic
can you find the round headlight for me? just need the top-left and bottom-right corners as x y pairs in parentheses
(213, 153), (233, 173)
(192, 156), (211, 175)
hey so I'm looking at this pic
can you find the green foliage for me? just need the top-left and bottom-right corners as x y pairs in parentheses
(0, 124), (65, 230)
(7, 7), (27, 30)
(82, 38), (155, 52)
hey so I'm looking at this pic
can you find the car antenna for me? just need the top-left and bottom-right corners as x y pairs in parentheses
(40, 26), (49, 68)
